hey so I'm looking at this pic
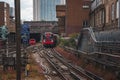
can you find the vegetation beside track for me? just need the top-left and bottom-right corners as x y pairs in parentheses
(55, 46), (117, 80)
(0, 52), (45, 80)
(59, 33), (78, 49)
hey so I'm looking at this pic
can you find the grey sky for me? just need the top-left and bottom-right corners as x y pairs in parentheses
(0, 0), (33, 21)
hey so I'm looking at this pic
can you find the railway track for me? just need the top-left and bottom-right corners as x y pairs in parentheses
(52, 49), (104, 80)
(35, 45), (104, 80)
(65, 46), (120, 69)
(37, 48), (72, 80)
(62, 46), (120, 79)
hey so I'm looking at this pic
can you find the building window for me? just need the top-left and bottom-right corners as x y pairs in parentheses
(82, 5), (89, 9)
(83, 1), (89, 9)
(4, 10), (7, 25)
(111, 3), (114, 20)
(116, 0), (119, 18)
(83, 20), (88, 27)
(106, 6), (109, 23)
(101, 10), (105, 24)
(4, 3), (7, 25)
(99, 11), (102, 24)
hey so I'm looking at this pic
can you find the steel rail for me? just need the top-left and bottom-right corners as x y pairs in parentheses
(45, 49), (82, 80)
(53, 49), (104, 80)
(38, 51), (68, 80)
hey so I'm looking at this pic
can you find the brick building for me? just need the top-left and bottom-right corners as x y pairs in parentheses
(24, 21), (58, 42)
(0, 2), (10, 27)
(24, 21), (58, 34)
(56, 5), (66, 36)
(90, 0), (119, 30)
(0, 2), (15, 32)
(0, 2), (16, 42)
(65, 0), (90, 36)
(105, 0), (119, 30)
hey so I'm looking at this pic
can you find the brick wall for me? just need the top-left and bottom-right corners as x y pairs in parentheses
(66, 0), (90, 36)
(0, 2), (10, 27)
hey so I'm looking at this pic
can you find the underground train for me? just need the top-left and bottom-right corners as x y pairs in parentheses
(42, 32), (57, 48)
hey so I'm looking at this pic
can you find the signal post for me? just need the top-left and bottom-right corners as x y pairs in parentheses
(14, 0), (21, 80)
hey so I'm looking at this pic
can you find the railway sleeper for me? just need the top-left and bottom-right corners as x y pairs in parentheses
(70, 71), (83, 80)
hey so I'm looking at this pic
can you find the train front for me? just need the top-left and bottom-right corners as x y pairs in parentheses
(42, 32), (54, 48)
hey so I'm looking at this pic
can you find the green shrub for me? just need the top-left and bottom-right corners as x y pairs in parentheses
(59, 38), (69, 46)
(59, 33), (79, 48)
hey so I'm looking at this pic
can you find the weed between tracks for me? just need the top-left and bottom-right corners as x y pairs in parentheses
(0, 54), (45, 80)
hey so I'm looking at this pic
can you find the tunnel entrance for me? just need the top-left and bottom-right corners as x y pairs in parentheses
(30, 33), (41, 42)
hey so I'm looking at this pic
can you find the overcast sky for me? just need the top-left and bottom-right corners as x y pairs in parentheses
(0, 0), (33, 21)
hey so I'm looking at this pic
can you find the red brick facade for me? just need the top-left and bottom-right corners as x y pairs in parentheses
(0, 2), (15, 32)
(56, 5), (66, 36)
(65, 0), (90, 36)
(0, 2), (10, 27)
